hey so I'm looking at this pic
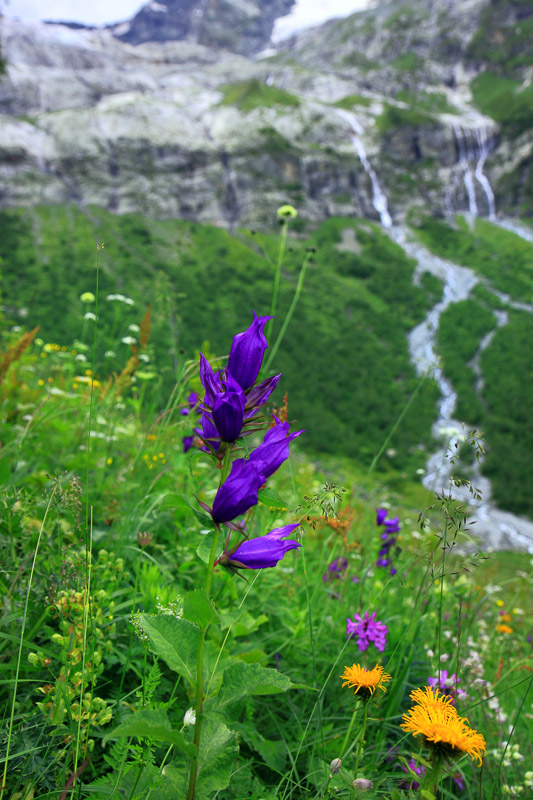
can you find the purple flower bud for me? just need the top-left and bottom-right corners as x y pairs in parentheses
(329, 758), (342, 775)
(200, 353), (223, 407)
(227, 311), (272, 390)
(225, 524), (301, 569)
(212, 373), (246, 442)
(249, 418), (304, 478)
(211, 458), (264, 523)
(376, 508), (388, 526)
(244, 373), (282, 417)
(182, 435), (194, 453)
(197, 413), (221, 453)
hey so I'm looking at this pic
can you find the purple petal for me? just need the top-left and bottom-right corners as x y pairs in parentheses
(211, 458), (264, 524)
(227, 311), (273, 390)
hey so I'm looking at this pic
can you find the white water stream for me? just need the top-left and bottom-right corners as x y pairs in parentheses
(335, 109), (533, 550)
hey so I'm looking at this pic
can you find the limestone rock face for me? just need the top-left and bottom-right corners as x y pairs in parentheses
(0, 0), (531, 226)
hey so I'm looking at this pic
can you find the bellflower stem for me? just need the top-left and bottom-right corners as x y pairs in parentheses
(187, 520), (221, 800)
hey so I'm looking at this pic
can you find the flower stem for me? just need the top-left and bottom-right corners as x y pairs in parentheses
(264, 251), (311, 374)
(419, 755), (443, 799)
(265, 220), (288, 344)
(353, 702), (369, 777)
(186, 524), (220, 800)
(340, 705), (360, 757)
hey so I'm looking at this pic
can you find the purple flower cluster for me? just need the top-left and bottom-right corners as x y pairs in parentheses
(399, 758), (464, 791)
(427, 670), (468, 704)
(195, 312), (304, 570)
(376, 508), (401, 576)
(323, 558), (348, 584)
(346, 611), (388, 652)
(197, 313), (281, 448)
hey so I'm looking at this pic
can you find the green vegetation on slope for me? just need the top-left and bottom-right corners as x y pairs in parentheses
(411, 215), (533, 303)
(470, 71), (533, 139)
(481, 310), (533, 517)
(436, 299), (496, 425)
(219, 79), (300, 112)
(467, 0), (533, 76)
(0, 205), (439, 474)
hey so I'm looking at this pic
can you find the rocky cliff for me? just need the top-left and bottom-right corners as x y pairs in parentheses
(0, 0), (531, 227)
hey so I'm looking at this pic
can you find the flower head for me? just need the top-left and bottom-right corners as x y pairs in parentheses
(401, 686), (486, 766)
(210, 458), (264, 524)
(221, 523), (301, 569)
(211, 372), (246, 442)
(249, 418), (304, 478)
(80, 291), (95, 303)
(227, 311), (272, 390)
(277, 204), (298, 218)
(346, 611), (388, 652)
(340, 663), (391, 699)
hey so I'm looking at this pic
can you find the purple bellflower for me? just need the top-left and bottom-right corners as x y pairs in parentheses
(244, 373), (282, 418)
(323, 558), (348, 584)
(376, 507), (401, 576)
(210, 458), (264, 524)
(227, 311), (272, 390)
(211, 372), (246, 443)
(346, 611), (388, 652)
(222, 524), (301, 569)
(180, 391), (200, 416)
(249, 418), (304, 479)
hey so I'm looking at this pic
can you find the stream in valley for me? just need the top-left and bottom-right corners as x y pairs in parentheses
(336, 110), (533, 551)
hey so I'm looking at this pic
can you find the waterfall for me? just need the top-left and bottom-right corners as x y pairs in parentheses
(451, 126), (497, 219)
(474, 128), (496, 220)
(336, 109), (392, 228)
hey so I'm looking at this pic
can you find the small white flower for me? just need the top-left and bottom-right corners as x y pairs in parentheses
(183, 708), (196, 726)
(128, 323), (140, 333)
(121, 336), (136, 345)
(440, 653), (449, 662)
(104, 350), (116, 358)
(75, 354), (87, 362)
(84, 312), (96, 321)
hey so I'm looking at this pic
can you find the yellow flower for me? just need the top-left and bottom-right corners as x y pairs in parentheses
(401, 687), (486, 766)
(340, 663), (391, 698)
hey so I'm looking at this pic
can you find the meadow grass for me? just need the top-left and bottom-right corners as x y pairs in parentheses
(0, 221), (531, 800)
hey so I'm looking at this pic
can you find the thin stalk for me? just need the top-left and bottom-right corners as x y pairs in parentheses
(264, 252), (311, 374)
(419, 755), (443, 798)
(265, 220), (288, 344)
(1, 486), (57, 800)
(340, 705), (360, 758)
(353, 702), (369, 777)
(186, 524), (220, 800)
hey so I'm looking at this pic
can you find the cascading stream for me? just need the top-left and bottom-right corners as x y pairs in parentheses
(334, 108), (533, 549)
(391, 226), (533, 551)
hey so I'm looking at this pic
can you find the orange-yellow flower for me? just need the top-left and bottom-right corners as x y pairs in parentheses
(497, 624), (513, 634)
(340, 663), (391, 699)
(401, 687), (486, 766)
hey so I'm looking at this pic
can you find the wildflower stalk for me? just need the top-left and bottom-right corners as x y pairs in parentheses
(1, 485), (57, 800)
(264, 251), (312, 374)
(419, 755), (443, 798)
(187, 446), (230, 800)
(353, 702), (369, 779)
(265, 218), (288, 345)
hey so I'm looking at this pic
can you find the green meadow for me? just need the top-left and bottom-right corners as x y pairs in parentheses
(0, 207), (532, 799)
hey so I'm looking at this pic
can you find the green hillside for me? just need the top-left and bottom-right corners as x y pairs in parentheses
(0, 205), (439, 475)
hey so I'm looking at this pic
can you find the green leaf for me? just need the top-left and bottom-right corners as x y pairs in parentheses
(207, 662), (294, 722)
(140, 614), (199, 685)
(103, 708), (196, 758)
(164, 718), (238, 799)
(196, 530), (222, 564)
(258, 487), (289, 510)
(421, 791), (436, 800)
(182, 588), (217, 629)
